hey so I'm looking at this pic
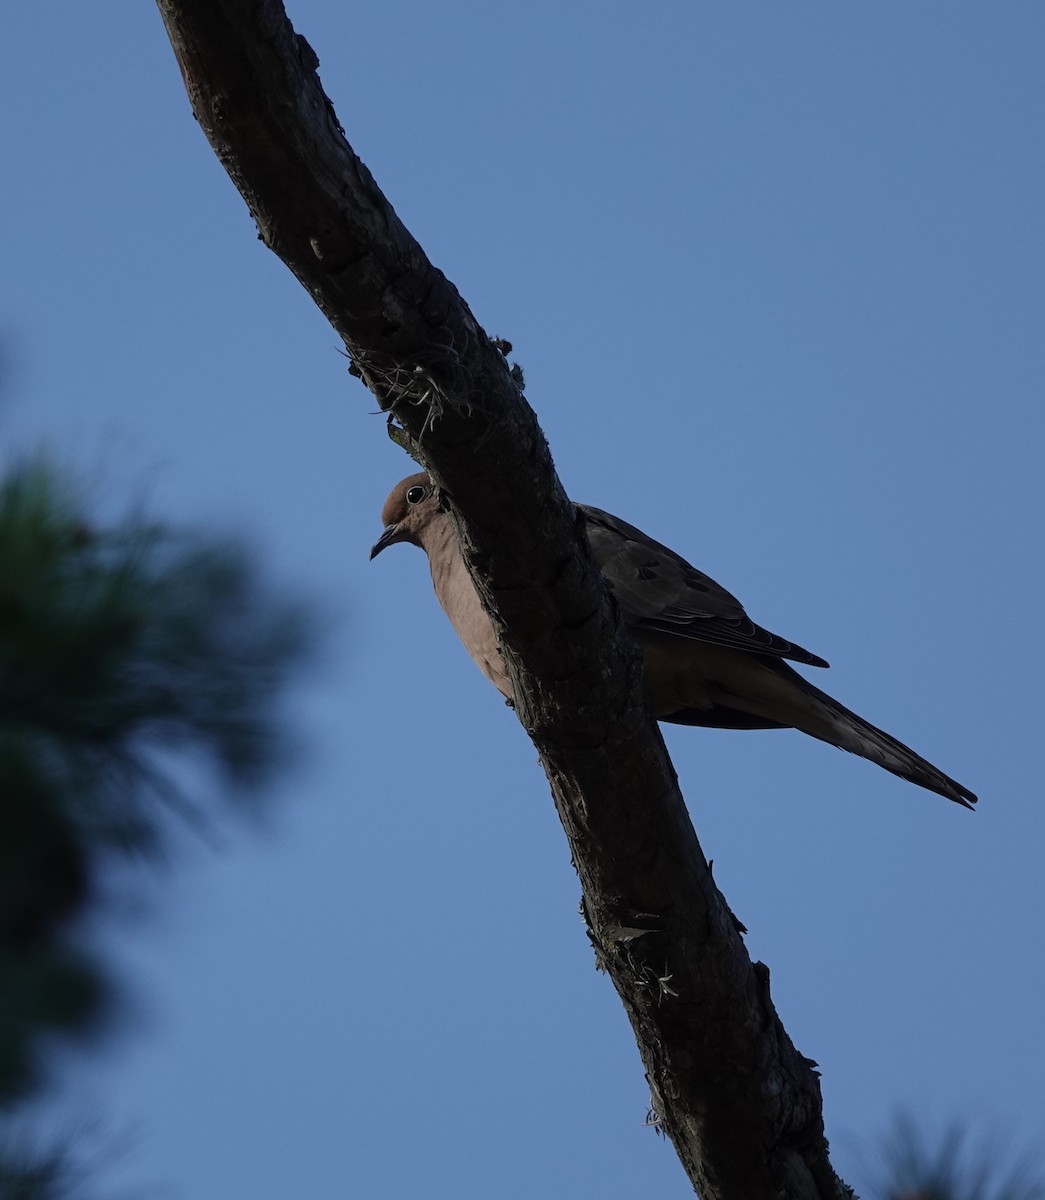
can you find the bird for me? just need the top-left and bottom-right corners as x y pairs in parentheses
(371, 472), (976, 808)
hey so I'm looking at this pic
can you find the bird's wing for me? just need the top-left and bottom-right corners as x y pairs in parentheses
(578, 504), (829, 669)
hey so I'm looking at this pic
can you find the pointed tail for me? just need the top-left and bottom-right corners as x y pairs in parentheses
(769, 662), (977, 808)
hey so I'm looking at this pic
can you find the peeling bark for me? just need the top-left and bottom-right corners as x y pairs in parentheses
(154, 3), (854, 1195)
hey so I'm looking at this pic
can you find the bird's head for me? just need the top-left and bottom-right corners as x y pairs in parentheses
(370, 473), (441, 559)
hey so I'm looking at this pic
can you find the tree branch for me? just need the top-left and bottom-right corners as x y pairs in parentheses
(154, 3), (853, 1195)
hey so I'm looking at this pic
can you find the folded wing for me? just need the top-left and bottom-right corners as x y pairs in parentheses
(579, 505), (829, 669)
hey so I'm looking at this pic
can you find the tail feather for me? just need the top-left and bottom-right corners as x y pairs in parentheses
(770, 662), (977, 808)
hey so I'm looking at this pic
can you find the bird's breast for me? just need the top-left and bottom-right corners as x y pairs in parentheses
(425, 532), (513, 699)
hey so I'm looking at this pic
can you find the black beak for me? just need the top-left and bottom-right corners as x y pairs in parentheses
(369, 524), (401, 560)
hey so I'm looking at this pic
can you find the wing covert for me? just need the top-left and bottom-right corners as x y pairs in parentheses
(578, 504), (828, 669)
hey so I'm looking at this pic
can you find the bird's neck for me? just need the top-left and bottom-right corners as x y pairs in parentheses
(420, 512), (460, 589)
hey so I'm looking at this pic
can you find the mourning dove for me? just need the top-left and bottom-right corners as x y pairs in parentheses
(372, 473), (976, 808)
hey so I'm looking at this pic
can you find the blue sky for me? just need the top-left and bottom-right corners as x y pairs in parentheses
(3, 3), (1043, 1196)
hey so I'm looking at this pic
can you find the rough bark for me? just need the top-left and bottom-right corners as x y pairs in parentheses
(153, 3), (854, 1196)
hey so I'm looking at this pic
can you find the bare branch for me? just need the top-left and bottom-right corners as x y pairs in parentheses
(154, 3), (853, 1195)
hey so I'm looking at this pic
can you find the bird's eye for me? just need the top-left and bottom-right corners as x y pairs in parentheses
(406, 485), (427, 505)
